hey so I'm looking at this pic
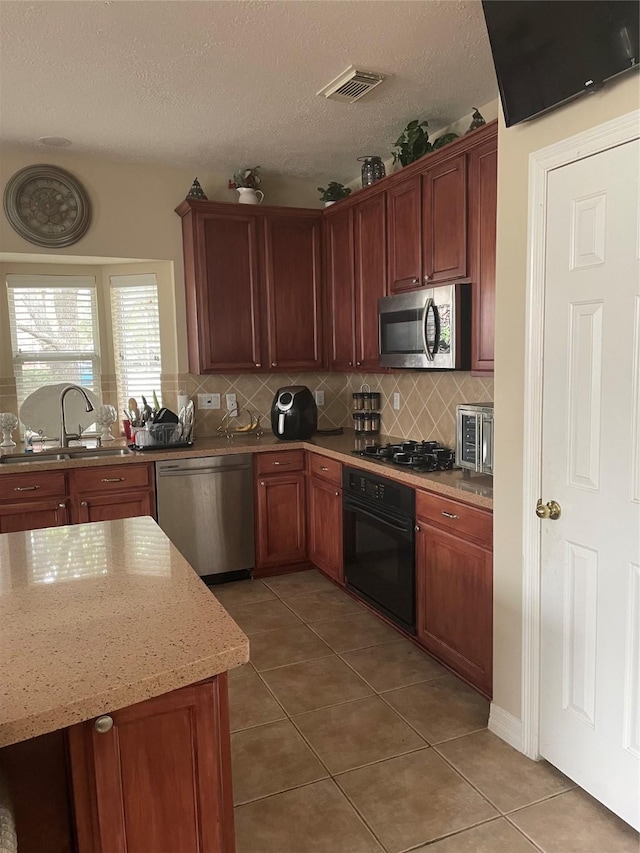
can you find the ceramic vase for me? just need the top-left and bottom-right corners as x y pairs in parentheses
(237, 187), (264, 205)
(0, 412), (18, 448)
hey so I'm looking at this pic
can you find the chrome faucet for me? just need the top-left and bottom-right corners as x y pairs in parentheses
(59, 385), (94, 447)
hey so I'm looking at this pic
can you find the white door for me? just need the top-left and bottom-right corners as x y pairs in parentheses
(539, 138), (640, 829)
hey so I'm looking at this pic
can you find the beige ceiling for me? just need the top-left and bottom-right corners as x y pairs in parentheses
(0, 0), (497, 182)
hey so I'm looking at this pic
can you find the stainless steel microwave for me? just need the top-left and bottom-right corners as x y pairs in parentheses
(378, 284), (471, 369)
(456, 403), (494, 476)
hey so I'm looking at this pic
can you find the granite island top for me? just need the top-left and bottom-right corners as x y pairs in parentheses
(0, 430), (493, 509)
(0, 516), (249, 748)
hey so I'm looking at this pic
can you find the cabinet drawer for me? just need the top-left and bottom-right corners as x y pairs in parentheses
(255, 450), (305, 475)
(0, 470), (67, 502)
(416, 490), (492, 548)
(307, 453), (342, 486)
(72, 463), (152, 495)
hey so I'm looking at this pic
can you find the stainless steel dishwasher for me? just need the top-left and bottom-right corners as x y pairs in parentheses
(156, 455), (254, 580)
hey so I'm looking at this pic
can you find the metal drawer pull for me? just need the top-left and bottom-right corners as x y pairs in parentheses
(260, 481), (266, 487)
(321, 466), (329, 472)
(94, 715), (113, 734)
(58, 503), (66, 508)
(272, 461), (290, 466)
(335, 491), (340, 497)
(14, 485), (40, 491)
(441, 511), (459, 519)
(100, 477), (125, 483)
(80, 501), (88, 507)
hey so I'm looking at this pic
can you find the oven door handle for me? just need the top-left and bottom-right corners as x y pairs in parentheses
(343, 499), (413, 534)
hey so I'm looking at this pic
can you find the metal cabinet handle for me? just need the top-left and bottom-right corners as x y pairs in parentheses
(348, 361), (353, 367)
(255, 363), (261, 368)
(424, 274), (431, 283)
(320, 466), (329, 471)
(415, 525), (420, 532)
(272, 461), (291, 466)
(14, 485), (40, 492)
(441, 511), (459, 519)
(80, 501), (88, 507)
(94, 715), (113, 734)
(260, 481), (266, 487)
(356, 361), (362, 366)
(412, 277), (419, 284)
(271, 362), (277, 367)
(100, 477), (125, 483)
(58, 503), (66, 508)
(335, 491), (340, 497)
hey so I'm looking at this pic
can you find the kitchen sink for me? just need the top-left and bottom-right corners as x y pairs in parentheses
(0, 447), (133, 465)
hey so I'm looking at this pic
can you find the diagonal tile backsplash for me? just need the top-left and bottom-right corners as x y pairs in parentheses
(163, 371), (493, 447)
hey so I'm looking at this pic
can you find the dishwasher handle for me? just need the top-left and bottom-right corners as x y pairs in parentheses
(157, 464), (251, 477)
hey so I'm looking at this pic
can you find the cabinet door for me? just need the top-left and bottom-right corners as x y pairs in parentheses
(325, 206), (356, 370)
(354, 191), (388, 371)
(422, 154), (467, 283)
(468, 138), (497, 373)
(387, 175), (423, 293)
(255, 473), (306, 570)
(416, 524), (492, 697)
(263, 214), (323, 371)
(68, 677), (235, 853)
(196, 212), (263, 371)
(0, 498), (69, 534)
(75, 490), (153, 524)
(308, 477), (343, 583)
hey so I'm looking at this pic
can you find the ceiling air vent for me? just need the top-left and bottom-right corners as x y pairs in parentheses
(317, 65), (385, 103)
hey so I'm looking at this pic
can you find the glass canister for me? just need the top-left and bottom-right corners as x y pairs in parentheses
(353, 412), (366, 435)
(363, 391), (381, 411)
(357, 156), (386, 188)
(352, 392), (365, 411)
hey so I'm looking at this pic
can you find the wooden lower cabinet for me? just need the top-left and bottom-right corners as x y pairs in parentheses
(0, 497), (69, 533)
(254, 471), (307, 573)
(308, 476), (343, 583)
(75, 490), (154, 524)
(416, 522), (493, 697)
(68, 676), (235, 853)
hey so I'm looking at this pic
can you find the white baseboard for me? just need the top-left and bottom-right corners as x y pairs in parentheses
(489, 703), (523, 752)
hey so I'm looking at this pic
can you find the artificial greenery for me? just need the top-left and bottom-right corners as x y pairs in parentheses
(317, 181), (352, 203)
(228, 166), (261, 189)
(392, 119), (459, 166)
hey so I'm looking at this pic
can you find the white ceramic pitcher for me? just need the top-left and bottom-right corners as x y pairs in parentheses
(237, 187), (264, 205)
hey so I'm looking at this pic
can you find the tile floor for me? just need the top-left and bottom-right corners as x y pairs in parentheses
(212, 570), (639, 853)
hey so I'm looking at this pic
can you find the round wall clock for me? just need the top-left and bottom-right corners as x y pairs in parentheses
(3, 164), (91, 248)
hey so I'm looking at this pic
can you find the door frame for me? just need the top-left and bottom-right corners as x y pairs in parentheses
(520, 109), (640, 760)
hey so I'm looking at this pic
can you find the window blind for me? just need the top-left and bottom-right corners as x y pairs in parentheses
(6, 275), (101, 406)
(110, 274), (162, 414)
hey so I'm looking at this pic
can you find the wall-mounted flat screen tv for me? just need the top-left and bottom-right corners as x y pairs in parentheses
(481, 1), (639, 127)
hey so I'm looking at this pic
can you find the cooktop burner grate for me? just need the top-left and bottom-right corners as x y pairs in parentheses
(352, 440), (455, 473)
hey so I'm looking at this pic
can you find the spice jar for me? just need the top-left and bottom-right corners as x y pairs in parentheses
(369, 412), (381, 434)
(353, 412), (366, 435)
(363, 391), (381, 411)
(352, 392), (365, 411)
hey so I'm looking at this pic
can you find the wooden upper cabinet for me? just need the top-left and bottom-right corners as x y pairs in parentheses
(325, 206), (356, 370)
(468, 136), (498, 374)
(263, 213), (323, 371)
(180, 208), (263, 372)
(422, 153), (467, 283)
(354, 191), (387, 371)
(176, 200), (324, 374)
(387, 175), (423, 293)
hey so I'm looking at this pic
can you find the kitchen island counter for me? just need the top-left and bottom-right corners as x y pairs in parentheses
(0, 515), (249, 747)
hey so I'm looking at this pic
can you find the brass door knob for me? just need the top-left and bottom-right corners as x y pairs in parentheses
(536, 499), (561, 520)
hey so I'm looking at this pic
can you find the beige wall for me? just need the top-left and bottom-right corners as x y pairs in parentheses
(493, 73), (640, 719)
(0, 146), (322, 382)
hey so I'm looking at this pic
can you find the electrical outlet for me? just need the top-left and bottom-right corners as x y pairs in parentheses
(226, 393), (238, 417)
(393, 392), (401, 410)
(314, 390), (325, 406)
(197, 393), (220, 410)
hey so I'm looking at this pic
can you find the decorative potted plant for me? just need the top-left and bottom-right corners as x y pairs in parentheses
(392, 119), (458, 167)
(228, 167), (264, 204)
(317, 182), (352, 207)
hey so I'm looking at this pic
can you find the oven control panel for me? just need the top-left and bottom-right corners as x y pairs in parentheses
(343, 467), (415, 515)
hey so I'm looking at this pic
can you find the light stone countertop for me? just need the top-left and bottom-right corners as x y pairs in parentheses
(0, 516), (249, 747)
(0, 430), (493, 509)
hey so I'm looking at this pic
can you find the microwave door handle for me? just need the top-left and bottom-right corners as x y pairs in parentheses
(476, 414), (483, 473)
(422, 298), (440, 361)
(482, 417), (494, 473)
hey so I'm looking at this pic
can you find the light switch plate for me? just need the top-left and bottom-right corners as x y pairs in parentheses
(197, 393), (220, 410)
(393, 392), (401, 410)
(314, 390), (325, 406)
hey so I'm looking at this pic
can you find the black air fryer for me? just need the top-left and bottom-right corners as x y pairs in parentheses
(271, 386), (317, 440)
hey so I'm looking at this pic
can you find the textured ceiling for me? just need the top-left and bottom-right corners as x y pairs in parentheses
(0, 0), (497, 182)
